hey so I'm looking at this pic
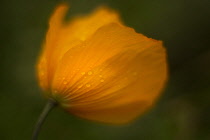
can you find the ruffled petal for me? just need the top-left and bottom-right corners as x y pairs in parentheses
(51, 23), (149, 97)
(37, 4), (122, 92)
(50, 6), (123, 66)
(62, 6), (122, 41)
(37, 52), (48, 91)
(51, 23), (167, 123)
(70, 100), (152, 124)
(37, 4), (69, 91)
(68, 43), (166, 124)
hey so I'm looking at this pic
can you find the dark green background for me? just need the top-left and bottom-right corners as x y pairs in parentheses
(0, 0), (209, 140)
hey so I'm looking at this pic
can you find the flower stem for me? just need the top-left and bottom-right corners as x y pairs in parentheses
(32, 99), (57, 140)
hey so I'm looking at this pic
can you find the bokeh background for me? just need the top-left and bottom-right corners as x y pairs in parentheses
(0, 0), (209, 140)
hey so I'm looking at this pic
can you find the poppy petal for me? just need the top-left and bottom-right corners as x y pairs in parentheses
(51, 23), (167, 124)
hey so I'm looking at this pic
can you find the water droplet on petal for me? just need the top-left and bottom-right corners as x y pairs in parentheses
(78, 85), (83, 89)
(63, 81), (67, 85)
(88, 71), (93, 75)
(86, 84), (91, 87)
(100, 79), (104, 82)
(41, 73), (44, 77)
(133, 72), (138, 76)
(81, 72), (86, 75)
(99, 75), (102, 78)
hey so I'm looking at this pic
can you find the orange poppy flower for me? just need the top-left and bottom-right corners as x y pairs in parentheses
(37, 4), (167, 124)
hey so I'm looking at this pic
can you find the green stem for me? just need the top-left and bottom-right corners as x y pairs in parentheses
(32, 99), (57, 140)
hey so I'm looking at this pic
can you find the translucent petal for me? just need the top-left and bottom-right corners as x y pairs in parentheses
(62, 6), (122, 41)
(37, 4), (69, 91)
(37, 4), (122, 91)
(71, 100), (152, 124)
(51, 23), (167, 123)
(50, 6), (123, 65)
(68, 44), (166, 124)
(52, 23), (152, 98)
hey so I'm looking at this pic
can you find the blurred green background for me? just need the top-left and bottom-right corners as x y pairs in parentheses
(0, 0), (210, 140)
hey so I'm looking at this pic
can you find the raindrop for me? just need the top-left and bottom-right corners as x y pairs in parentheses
(63, 81), (67, 85)
(40, 71), (44, 76)
(133, 72), (138, 76)
(100, 79), (104, 83)
(81, 72), (86, 75)
(99, 75), (102, 78)
(86, 84), (91, 87)
(78, 85), (83, 89)
(88, 71), (93, 75)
